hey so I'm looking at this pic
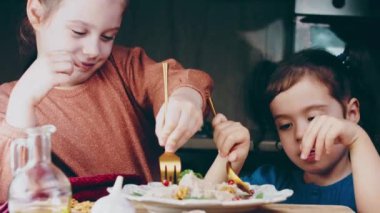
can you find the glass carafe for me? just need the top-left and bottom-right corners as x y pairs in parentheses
(8, 125), (72, 213)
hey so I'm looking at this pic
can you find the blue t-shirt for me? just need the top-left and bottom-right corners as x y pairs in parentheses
(243, 165), (356, 212)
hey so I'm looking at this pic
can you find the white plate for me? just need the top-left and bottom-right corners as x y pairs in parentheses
(121, 182), (293, 213)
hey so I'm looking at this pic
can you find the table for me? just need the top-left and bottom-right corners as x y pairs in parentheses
(254, 204), (354, 213)
(134, 203), (354, 213)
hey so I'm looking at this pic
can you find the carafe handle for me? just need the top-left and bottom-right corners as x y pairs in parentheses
(10, 138), (28, 175)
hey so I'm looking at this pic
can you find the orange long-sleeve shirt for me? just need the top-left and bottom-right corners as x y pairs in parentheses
(0, 46), (213, 202)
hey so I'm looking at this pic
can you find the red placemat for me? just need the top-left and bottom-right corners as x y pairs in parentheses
(70, 173), (144, 201)
(0, 202), (8, 213)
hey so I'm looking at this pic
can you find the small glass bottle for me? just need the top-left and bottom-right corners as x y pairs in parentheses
(8, 125), (72, 213)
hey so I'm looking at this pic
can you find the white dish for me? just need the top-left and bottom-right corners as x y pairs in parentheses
(121, 182), (293, 213)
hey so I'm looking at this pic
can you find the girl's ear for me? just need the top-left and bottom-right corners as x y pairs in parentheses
(345, 98), (360, 123)
(26, 0), (45, 29)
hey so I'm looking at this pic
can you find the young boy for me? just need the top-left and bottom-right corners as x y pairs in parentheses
(205, 49), (380, 212)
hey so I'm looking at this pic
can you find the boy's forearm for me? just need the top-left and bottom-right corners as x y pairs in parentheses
(205, 154), (246, 183)
(205, 155), (228, 183)
(350, 129), (380, 212)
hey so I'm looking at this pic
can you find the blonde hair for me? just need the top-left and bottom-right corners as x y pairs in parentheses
(19, 0), (128, 56)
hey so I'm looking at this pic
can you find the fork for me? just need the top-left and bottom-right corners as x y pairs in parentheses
(159, 62), (181, 184)
(207, 97), (252, 195)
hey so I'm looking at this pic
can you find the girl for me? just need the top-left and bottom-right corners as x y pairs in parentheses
(0, 0), (213, 203)
(206, 49), (380, 212)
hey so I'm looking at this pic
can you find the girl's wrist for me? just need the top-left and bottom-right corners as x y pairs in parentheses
(171, 87), (202, 110)
(6, 90), (37, 128)
(6, 106), (37, 128)
(9, 86), (36, 107)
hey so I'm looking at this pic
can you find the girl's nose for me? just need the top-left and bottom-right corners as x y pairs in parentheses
(82, 39), (100, 58)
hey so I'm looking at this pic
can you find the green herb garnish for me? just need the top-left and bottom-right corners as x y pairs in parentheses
(132, 192), (143, 196)
(255, 192), (264, 199)
(178, 169), (203, 182)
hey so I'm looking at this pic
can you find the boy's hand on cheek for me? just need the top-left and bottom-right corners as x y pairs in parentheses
(300, 115), (361, 161)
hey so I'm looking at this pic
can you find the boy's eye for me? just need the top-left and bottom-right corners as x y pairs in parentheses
(308, 116), (315, 122)
(278, 123), (292, 131)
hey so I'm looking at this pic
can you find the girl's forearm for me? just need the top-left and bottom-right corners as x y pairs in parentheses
(5, 89), (37, 128)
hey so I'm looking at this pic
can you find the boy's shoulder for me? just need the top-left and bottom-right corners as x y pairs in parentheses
(243, 164), (301, 190)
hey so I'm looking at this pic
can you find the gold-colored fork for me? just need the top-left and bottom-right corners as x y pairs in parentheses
(159, 62), (181, 184)
(207, 97), (252, 195)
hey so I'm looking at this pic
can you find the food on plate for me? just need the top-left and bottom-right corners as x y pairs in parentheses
(178, 169), (203, 182)
(127, 170), (263, 201)
(176, 171), (253, 200)
(70, 198), (94, 213)
(123, 171), (294, 212)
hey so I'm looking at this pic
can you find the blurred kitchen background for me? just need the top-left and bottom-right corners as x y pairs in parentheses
(1, 0), (380, 176)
